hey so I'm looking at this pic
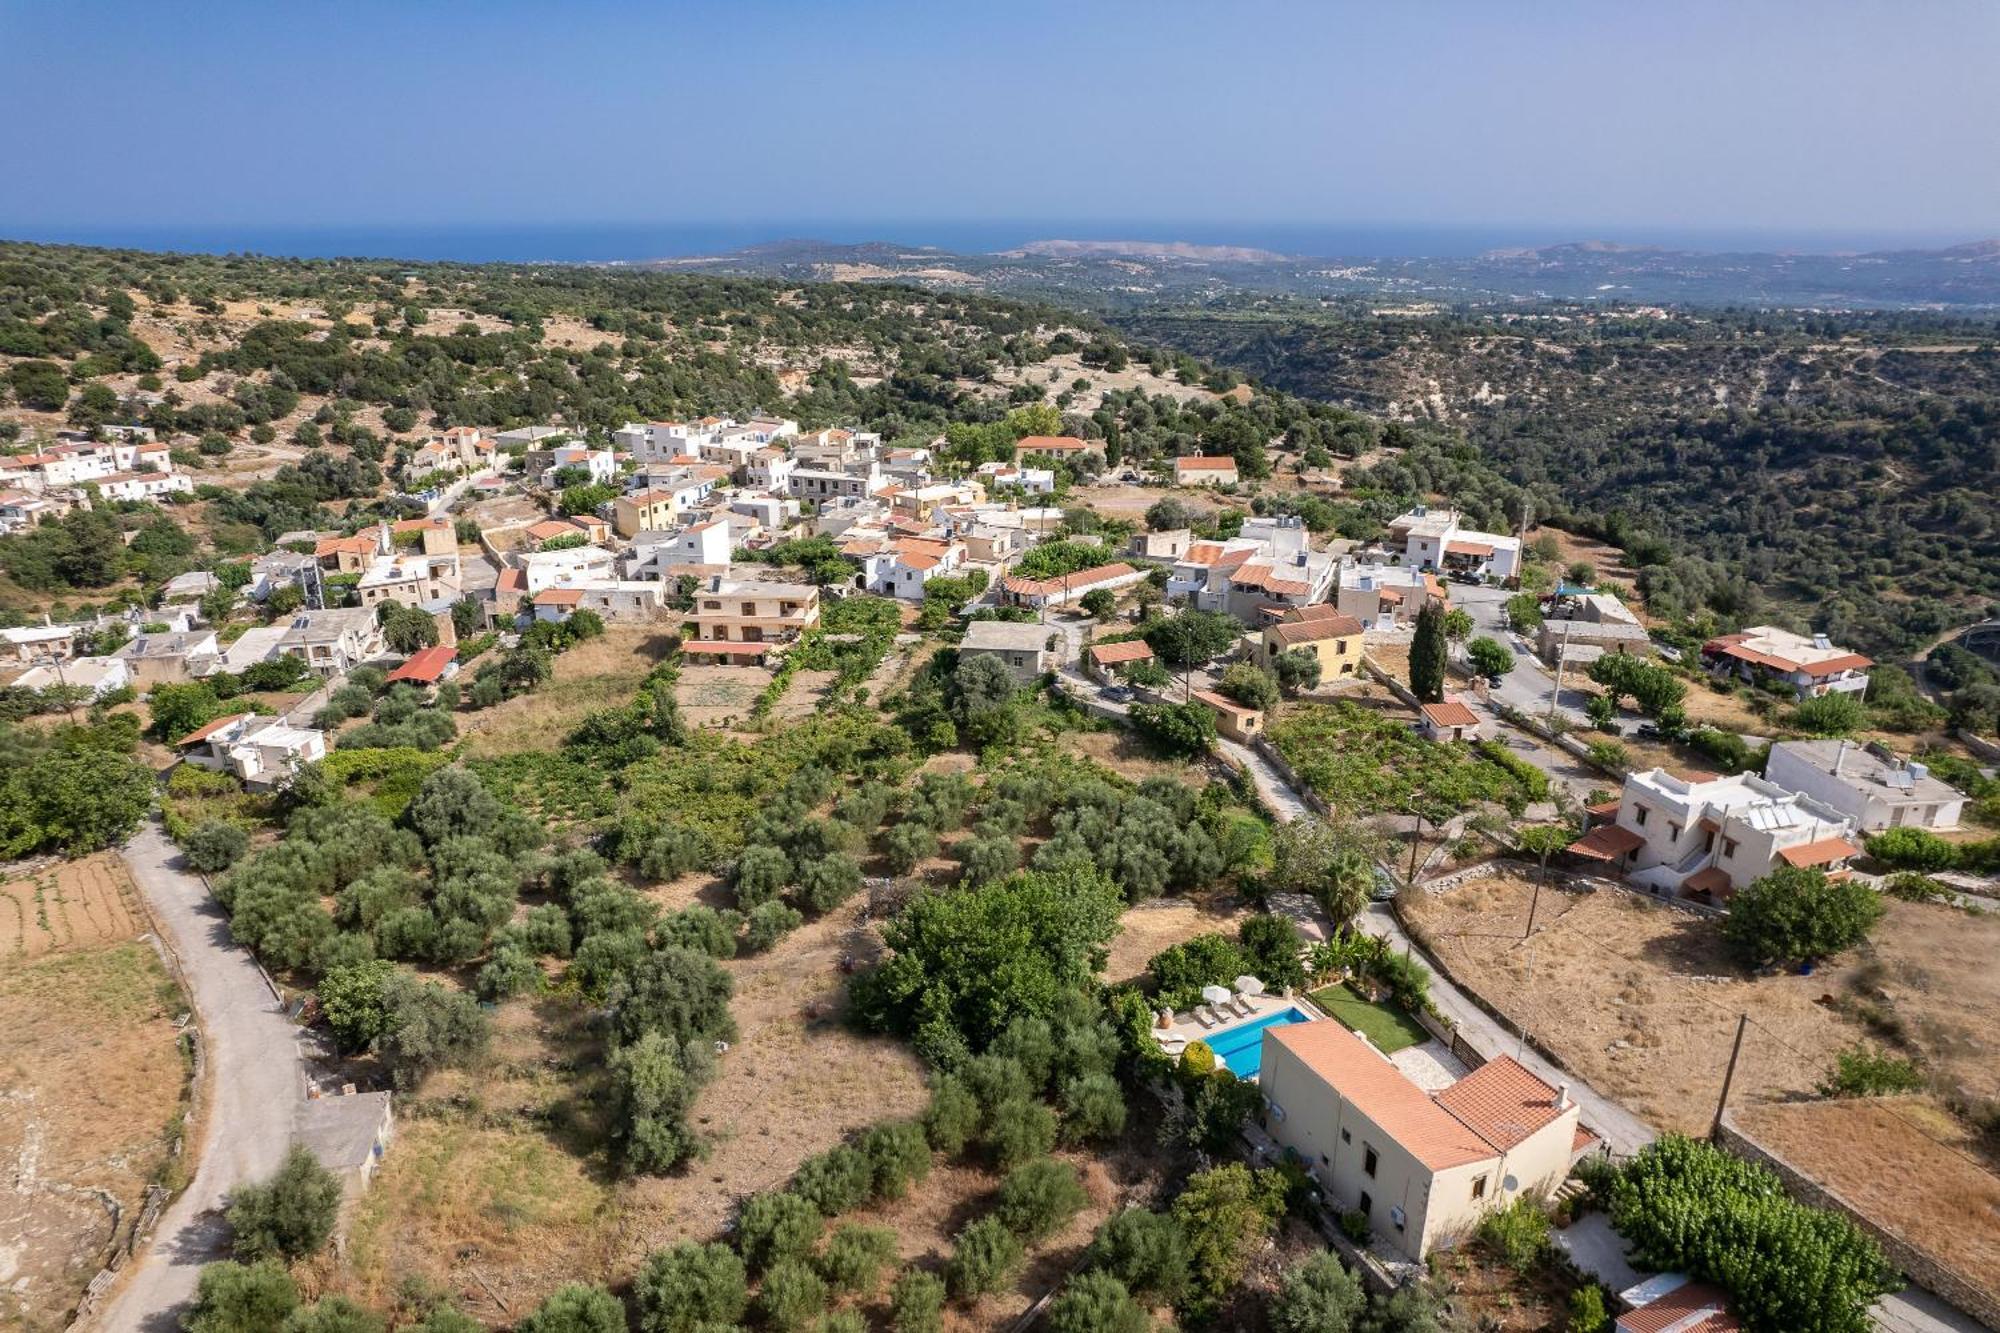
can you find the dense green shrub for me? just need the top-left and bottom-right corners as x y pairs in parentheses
(1864, 826), (1958, 872)
(515, 1283), (626, 1333)
(634, 1241), (748, 1333)
(1045, 1272), (1152, 1333)
(183, 819), (251, 873)
(1818, 1044), (1925, 1097)
(888, 1268), (947, 1333)
(737, 1191), (824, 1273)
(793, 1144), (874, 1216)
(817, 1222), (898, 1294)
(758, 1260), (829, 1332)
(1269, 1251), (1365, 1333)
(1086, 1209), (1187, 1304)
(184, 1260), (299, 1333)
(226, 1146), (341, 1262)
(996, 1157), (1088, 1241)
(859, 1120), (932, 1200)
(1060, 1072), (1127, 1143)
(922, 1076), (982, 1156)
(945, 1216), (1025, 1302)
(1609, 1135), (1897, 1333)
(1477, 1197), (1550, 1272)
(1722, 865), (1883, 966)
(983, 1097), (1058, 1170)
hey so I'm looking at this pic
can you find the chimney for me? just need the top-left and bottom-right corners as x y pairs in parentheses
(1554, 1082), (1571, 1110)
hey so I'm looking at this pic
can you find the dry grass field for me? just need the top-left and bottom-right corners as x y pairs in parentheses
(1404, 871), (1858, 1134)
(1731, 1096), (2000, 1315)
(461, 628), (677, 757)
(1101, 896), (1253, 988)
(0, 857), (186, 1333)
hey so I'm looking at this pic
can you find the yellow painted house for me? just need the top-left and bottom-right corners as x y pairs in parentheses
(1254, 604), (1365, 679)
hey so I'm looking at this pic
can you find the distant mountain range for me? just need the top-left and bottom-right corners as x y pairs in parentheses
(635, 235), (2000, 310)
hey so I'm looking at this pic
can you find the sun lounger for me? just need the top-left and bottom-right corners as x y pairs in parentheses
(1194, 1007), (1218, 1029)
(1232, 994), (1257, 1017)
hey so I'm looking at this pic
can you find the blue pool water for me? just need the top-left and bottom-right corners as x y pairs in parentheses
(1206, 1007), (1311, 1079)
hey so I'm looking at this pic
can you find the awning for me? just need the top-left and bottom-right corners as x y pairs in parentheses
(686, 639), (771, 655)
(1778, 836), (1861, 868)
(1682, 866), (1734, 898)
(1568, 824), (1645, 860)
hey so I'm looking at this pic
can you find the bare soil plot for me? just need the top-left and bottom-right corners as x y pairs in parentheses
(1102, 895), (1252, 987)
(461, 627), (676, 757)
(0, 855), (144, 959)
(1672, 680), (1779, 736)
(1068, 483), (1240, 524)
(619, 894), (929, 1257)
(771, 668), (838, 722)
(1730, 1096), (2000, 1316)
(1530, 527), (1641, 598)
(1057, 729), (1208, 786)
(676, 663), (770, 730)
(0, 924), (186, 1333)
(1429, 1240), (1590, 1332)
(1403, 872), (1860, 1135)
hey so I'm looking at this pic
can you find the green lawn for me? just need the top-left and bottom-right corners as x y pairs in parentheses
(1309, 983), (1428, 1054)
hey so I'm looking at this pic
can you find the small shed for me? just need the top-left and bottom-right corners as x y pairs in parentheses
(1419, 697), (1485, 742)
(297, 1089), (394, 1213)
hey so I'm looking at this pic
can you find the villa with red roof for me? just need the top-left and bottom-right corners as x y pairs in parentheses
(1173, 454), (1240, 486)
(1259, 1019), (1587, 1261)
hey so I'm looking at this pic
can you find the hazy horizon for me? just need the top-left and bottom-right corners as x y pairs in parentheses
(3, 1), (1996, 245)
(0, 218), (1989, 267)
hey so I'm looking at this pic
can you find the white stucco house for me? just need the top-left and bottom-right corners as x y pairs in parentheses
(1763, 740), (1964, 833)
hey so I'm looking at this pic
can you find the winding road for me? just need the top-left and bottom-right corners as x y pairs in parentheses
(94, 820), (302, 1333)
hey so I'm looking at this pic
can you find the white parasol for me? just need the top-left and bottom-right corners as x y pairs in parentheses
(1233, 975), (1265, 997)
(1201, 984), (1232, 1007)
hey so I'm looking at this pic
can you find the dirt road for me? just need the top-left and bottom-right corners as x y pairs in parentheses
(92, 821), (302, 1333)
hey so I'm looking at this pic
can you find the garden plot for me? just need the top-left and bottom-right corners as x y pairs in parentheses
(0, 855), (143, 958)
(676, 664), (770, 729)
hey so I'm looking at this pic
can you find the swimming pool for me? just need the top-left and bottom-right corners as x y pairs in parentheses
(1205, 1006), (1311, 1079)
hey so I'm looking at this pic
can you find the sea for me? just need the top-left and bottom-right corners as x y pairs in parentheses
(0, 220), (1971, 265)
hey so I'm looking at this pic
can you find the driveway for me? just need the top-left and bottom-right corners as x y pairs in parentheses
(94, 821), (303, 1333)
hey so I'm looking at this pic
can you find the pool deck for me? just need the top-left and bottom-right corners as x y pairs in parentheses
(1151, 992), (1326, 1060)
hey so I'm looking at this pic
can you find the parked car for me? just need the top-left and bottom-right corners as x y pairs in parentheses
(1486, 674), (1505, 689)
(1101, 685), (1133, 703)
(1635, 722), (1666, 740)
(1448, 569), (1481, 586)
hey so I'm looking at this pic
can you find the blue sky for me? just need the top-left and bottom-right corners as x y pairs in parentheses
(2, 0), (1996, 244)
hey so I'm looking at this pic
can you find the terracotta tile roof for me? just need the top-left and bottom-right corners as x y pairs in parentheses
(1433, 1056), (1568, 1152)
(1002, 562), (1137, 600)
(1192, 688), (1259, 719)
(1268, 613), (1364, 646)
(534, 587), (585, 607)
(176, 712), (254, 746)
(1013, 435), (1092, 452)
(526, 519), (579, 541)
(1569, 824), (1646, 860)
(1267, 1022), (1495, 1170)
(1175, 455), (1238, 471)
(496, 568), (526, 594)
(1585, 798), (1623, 817)
(386, 645), (457, 684)
(314, 536), (376, 557)
(1444, 539), (1495, 557)
(1777, 836), (1861, 868)
(1421, 699), (1481, 730)
(1572, 1125), (1600, 1155)
(1618, 1280), (1739, 1333)
(1090, 640), (1154, 665)
(898, 553), (943, 571)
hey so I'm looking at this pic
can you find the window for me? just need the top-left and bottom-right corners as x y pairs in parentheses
(1471, 1174), (1488, 1200)
(1668, 822), (1681, 841)
(1340, 1129), (1351, 1144)
(1363, 1146), (1378, 1178)
(1723, 837), (1738, 857)
(1357, 1190), (1372, 1218)
(1633, 806), (1649, 827)
(1319, 1153), (1329, 1166)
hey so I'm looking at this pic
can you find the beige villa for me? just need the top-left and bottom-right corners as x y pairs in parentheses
(1259, 1020), (1585, 1261)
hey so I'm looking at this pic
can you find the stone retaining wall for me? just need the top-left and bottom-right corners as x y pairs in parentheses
(1716, 1113), (2000, 1331)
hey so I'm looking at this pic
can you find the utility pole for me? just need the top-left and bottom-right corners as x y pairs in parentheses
(1547, 614), (1576, 724)
(1406, 806), (1424, 883)
(1711, 1013), (1749, 1141)
(1526, 870), (1544, 939)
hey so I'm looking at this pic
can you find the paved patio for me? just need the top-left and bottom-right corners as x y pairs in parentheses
(1387, 1037), (1468, 1091)
(1151, 992), (1324, 1054)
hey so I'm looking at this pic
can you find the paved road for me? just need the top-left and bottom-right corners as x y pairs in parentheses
(1454, 584), (1591, 724)
(95, 821), (302, 1333)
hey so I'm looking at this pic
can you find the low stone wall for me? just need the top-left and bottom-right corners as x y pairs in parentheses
(1716, 1113), (2000, 1331)
(1249, 736), (1332, 816)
